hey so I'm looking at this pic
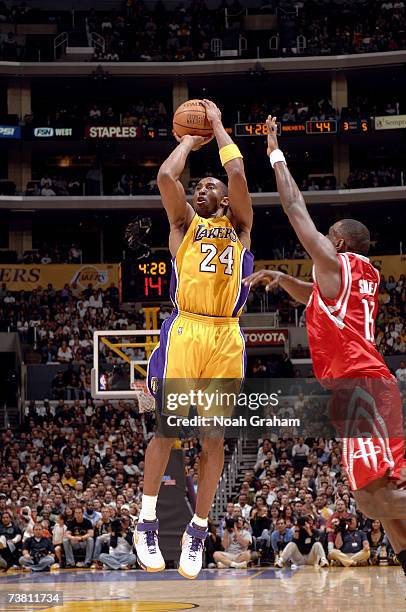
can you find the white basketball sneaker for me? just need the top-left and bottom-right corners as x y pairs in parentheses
(178, 523), (208, 580)
(133, 519), (165, 572)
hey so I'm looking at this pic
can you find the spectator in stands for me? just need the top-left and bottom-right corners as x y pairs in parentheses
(85, 165), (101, 196)
(326, 499), (351, 532)
(57, 341), (73, 363)
(63, 506), (94, 568)
(84, 500), (102, 527)
(218, 502), (235, 537)
(40, 181), (56, 197)
(235, 493), (252, 520)
(51, 514), (67, 568)
(395, 360), (406, 389)
(214, 516), (252, 569)
(98, 517), (136, 570)
(91, 506), (112, 567)
(0, 510), (22, 569)
(19, 523), (55, 572)
(205, 521), (222, 569)
(291, 437), (310, 472)
(367, 519), (385, 565)
(328, 515), (370, 567)
(275, 516), (329, 568)
(68, 244), (82, 263)
(271, 517), (294, 560)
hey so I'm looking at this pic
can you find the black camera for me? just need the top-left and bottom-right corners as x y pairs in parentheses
(336, 517), (352, 533)
(110, 519), (123, 536)
(225, 518), (236, 532)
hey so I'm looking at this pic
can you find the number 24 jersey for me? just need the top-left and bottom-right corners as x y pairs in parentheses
(170, 213), (254, 318)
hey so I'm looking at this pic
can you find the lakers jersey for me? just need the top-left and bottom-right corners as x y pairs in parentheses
(170, 213), (254, 317)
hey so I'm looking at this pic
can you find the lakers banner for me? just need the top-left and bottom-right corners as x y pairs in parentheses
(0, 264), (120, 291)
(254, 255), (405, 281)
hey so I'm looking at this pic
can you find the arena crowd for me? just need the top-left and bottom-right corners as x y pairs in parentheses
(0, 0), (405, 62)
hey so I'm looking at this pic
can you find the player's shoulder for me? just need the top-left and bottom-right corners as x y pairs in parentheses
(343, 252), (379, 277)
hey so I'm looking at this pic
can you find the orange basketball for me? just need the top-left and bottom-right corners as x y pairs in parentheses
(173, 99), (213, 138)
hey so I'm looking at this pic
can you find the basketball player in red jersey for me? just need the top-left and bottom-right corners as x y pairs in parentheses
(244, 116), (406, 574)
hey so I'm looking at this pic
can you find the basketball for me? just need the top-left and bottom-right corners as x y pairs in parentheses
(173, 99), (213, 138)
(1, 0), (405, 608)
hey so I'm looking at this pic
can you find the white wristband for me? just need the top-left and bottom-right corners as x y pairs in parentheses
(269, 149), (286, 168)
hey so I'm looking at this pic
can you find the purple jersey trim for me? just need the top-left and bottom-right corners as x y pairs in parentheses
(232, 249), (254, 317)
(147, 311), (178, 395)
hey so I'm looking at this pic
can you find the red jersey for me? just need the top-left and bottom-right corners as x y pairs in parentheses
(306, 252), (389, 379)
(306, 252), (405, 491)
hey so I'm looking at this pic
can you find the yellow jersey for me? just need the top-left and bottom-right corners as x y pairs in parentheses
(170, 213), (254, 317)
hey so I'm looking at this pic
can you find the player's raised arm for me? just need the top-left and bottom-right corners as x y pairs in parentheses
(265, 116), (341, 299)
(157, 134), (210, 228)
(243, 269), (313, 305)
(202, 100), (253, 240)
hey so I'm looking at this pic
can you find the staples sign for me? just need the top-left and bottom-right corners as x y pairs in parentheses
(85, 125), (142, 139)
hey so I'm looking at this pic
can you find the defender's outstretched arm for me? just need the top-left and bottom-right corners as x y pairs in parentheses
(266, 116), (341, 299)
(243, 269), (312, 305)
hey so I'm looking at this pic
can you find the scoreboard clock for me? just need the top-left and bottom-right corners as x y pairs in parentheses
(122, 256), (171, 302)
(234, 122), (281, 137)
(234, 119), (371, 136)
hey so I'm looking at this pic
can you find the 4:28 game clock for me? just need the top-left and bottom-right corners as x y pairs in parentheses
(122, 256), (171, 302)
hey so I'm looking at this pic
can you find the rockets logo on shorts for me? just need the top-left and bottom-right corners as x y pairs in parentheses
(329, 378), (404, 491)
(342, 386), (394, 490)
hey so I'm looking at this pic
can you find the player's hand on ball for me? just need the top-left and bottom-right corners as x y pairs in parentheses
(202, 99), (222, 125)
(174, 132), (213, 151)
(243, 269), (283, 291)
(266, 115), (279, 154)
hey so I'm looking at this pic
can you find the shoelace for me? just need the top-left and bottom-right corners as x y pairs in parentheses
(145, 529), (158, 553)
(188, 536), (205, 561)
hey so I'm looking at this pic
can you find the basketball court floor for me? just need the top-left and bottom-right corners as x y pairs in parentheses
(0, 567), (404, 611)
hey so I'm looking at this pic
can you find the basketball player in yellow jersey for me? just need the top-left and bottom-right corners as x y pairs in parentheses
(134, 99), (253, 579)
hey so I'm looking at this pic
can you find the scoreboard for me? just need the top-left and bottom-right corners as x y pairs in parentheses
(234, 119), (371, 137)
(122, 256), (172, 302)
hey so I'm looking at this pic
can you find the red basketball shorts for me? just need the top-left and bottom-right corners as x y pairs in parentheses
(328, 377), (405, 491)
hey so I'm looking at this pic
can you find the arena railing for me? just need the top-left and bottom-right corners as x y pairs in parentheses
(212, 438), (243, 522)
(1, 49), (406, 76)
(1, 186), (405, 211)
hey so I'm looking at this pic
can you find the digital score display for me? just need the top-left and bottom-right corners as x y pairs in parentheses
(305, 120), (337, 134)
(341, 119), (370, 133)
(123, 258), (171, 302)
(234, 119), (370, 136)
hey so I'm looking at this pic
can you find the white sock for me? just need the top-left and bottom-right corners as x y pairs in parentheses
(139, 495), (158, 521)
(192, 514), (208, 528)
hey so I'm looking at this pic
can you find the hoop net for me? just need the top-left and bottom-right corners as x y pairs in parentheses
(131, 380), (155, 413)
